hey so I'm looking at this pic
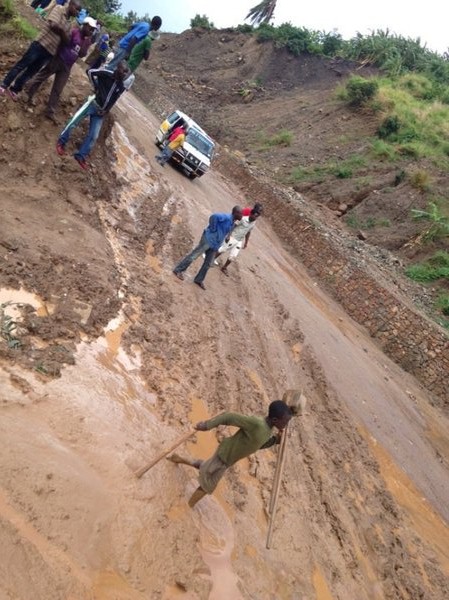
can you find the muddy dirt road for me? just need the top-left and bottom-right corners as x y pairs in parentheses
(1, 90), (449, 600)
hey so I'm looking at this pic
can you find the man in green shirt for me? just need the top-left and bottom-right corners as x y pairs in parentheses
(168, 400), (292, 507)
(127, 33), (154, 73)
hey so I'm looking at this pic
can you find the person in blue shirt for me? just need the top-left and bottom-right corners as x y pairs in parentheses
(173, 206), (242, 290)
(107, 16), (161, 70)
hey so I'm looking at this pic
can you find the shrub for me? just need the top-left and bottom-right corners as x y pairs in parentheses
(345, 76), (379, 107)
(371, 139), (397, 160)
(411, 201), (449, 240)
(409, 170), (431, 191)
(256, 22), (321, 55)
(377, 115), (401, 139)
(397, 142), (423, 158)
(321, 32), (344, 56)
(235, 24), (253, 34)
(190, 14), (214, 29)
(437, 294), (449, 316)
(262, 130), (294, 147)
(405, 251), (449, 282)
(333, 166), (353, 179)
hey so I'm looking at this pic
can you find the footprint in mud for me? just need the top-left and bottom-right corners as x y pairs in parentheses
(189, 488), (244, 600)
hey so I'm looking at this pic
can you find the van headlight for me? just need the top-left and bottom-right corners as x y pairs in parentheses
(187, 153), (200, 166)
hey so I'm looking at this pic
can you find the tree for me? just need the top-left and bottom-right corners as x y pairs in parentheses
(83, 0), (121, 17)
(246, 0), (277, 25)
(190, 14), (214, 29)
(124, 10), (138, 28)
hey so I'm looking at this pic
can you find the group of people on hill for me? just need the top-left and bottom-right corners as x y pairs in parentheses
(0, 0), (162, 169)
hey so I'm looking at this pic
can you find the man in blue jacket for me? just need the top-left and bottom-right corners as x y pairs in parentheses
(173, 206), (242, 290)
(107, 16), (162, 70)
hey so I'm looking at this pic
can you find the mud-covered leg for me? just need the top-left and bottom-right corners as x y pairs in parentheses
(167, 453), (202, 469)
(188, 486), (207, 508)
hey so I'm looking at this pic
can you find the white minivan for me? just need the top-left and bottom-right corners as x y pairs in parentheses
(156, 110), (215, 179)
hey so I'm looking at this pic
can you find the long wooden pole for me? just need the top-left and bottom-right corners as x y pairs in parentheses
(268, 429), (286, 514)
(134, 430), (196, 479)
(266, 428), (289, 549)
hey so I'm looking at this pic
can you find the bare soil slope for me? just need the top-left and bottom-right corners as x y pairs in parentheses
(138, 29), (449, 269)
(1, 9), (449, 600)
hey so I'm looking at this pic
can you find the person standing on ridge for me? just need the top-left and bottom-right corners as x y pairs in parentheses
(172, 206), (242, 290)
(167, 400), (293, 508)
(107, 16), (162, 70)
(127, 28), (159, 72)
(0, 0), (81, 100)
(26, 17), (96, 122)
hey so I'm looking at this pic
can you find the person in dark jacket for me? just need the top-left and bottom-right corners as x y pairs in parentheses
(56, 60), (134, 169)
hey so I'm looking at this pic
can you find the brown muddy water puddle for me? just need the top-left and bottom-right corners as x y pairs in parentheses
(0, 287), (52, 318)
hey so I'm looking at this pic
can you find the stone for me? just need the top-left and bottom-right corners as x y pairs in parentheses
(7, 112), (21, 131)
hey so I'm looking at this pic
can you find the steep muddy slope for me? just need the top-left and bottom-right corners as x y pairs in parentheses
(1, 78), (449, 598)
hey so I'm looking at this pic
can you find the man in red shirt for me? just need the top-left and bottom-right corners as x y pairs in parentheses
(156, 123), (187, 166)
(215, 202), (263, 275)
(241, 201), (263, 217)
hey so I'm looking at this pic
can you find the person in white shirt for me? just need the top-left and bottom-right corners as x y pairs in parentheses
(215, 207), (261, 276)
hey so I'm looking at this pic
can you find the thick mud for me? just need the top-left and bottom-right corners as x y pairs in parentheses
(0, 82), (449, 600)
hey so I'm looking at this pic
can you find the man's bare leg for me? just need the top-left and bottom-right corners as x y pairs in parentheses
(167, 455), (206, 507)
(188, 486), (207, 508)
(221, 259), (231, 276)
(167, 453), (201, 469)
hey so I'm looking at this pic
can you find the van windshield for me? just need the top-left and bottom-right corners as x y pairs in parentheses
(186, 128), (214, 159)
(167, 112), (181, 125)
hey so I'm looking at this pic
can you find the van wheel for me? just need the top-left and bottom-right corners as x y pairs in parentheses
(189, 173), (197, 180)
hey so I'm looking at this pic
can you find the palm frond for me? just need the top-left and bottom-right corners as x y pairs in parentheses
(246, 0), (277, 26)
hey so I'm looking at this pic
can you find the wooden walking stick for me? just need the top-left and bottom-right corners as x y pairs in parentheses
(266, 427), (288, 549)
(266, 389), (307, 549)
(135, 430), (196, 479)
(268, 427), (287, 515)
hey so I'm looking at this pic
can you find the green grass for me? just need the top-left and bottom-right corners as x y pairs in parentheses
(375, 78), (449, 163)
(0, 0), (38, 39)
(289, 153), (367, 183)
(405, 251), (449, 282)
(436, 294), (449, 316)
(370, 139), (398, 161)
(258, 129), (294, 148)
(0, 302), (21, 349)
